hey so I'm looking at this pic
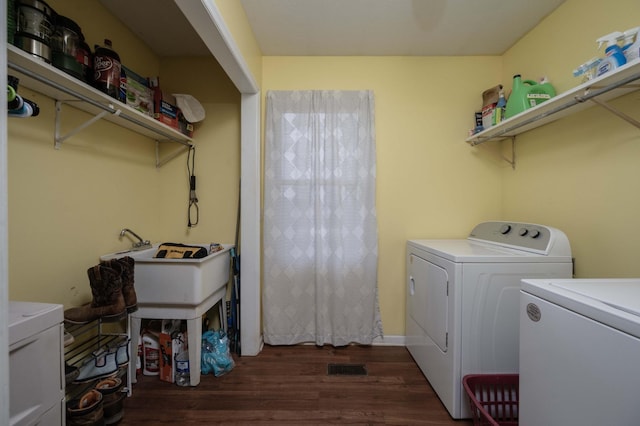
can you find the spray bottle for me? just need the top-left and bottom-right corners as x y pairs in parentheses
(596, 31), (627, 76)
(622, 27), (640, 63)
(492, 89), (507, 125)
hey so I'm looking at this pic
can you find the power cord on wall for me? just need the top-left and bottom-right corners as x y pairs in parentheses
(187, 146), (199, 227)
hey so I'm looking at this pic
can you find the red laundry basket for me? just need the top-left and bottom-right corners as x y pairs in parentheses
(462, 374), (519, 426)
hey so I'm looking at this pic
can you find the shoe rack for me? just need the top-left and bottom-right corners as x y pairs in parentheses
(64, 314), (132, 404)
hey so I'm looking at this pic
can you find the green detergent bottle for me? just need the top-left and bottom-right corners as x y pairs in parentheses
(505, 74), (556, 119)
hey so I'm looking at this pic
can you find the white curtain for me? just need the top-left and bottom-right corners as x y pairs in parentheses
(263, 90), (382, 346)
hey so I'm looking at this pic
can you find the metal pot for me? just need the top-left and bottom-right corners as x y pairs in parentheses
(51, 15), (84, 80)
(15, 0), (55, 63)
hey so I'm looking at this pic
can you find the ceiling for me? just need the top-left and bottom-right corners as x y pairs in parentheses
(100, 0), (566, 57)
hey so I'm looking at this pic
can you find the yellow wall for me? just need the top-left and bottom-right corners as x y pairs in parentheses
(8, 0), (240, 307)
(214, 0), (263, 88)
(10, 0), (640, 338)
(157, 57), (240, 243)
(501, 0), (640, 278)
(261, 0), (640, 335)
(262, 56), (504, 335)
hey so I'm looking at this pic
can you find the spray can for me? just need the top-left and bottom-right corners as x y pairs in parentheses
(142, 332), (160, 376)
(93, 38), (121, 100)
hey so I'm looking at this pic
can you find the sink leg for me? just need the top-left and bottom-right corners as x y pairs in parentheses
(220, 300), (227, 333)
(186, 317), (202, 386)
(130, 315), (142, 384)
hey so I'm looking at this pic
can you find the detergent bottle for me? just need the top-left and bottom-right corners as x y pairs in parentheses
(505, 74), (528, 118)
(622, 27), (640, 63)
(596, 32), (627, 76)
(505, 75), (556, 119)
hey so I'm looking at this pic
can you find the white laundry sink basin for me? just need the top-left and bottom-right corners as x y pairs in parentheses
(101, 244), (233, 306)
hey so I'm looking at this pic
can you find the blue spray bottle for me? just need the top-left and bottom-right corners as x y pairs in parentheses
(622, 27), (640, 63)
(596, 31), (627, 76)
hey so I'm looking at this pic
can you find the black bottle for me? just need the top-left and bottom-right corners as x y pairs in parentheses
(93, 39), (121, 100)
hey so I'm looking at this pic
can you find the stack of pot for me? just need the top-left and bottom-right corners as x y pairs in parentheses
(14, 0), (55, 63)
(9, 1), (122, 98)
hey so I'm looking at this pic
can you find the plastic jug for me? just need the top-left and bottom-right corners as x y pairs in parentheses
(142, 332), (160, 376)
(505, 75), (556, 119)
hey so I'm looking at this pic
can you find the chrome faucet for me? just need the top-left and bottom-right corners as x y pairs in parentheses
(120, 228), (151, 250)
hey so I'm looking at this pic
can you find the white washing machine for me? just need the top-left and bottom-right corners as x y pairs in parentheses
(520, 278), (640, 425)
(406, 221), (573, 419)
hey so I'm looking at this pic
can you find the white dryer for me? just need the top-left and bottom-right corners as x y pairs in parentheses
(406, 221), (573, 419)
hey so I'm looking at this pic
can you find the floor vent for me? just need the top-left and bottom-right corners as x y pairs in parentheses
(327, 363), (367, 376)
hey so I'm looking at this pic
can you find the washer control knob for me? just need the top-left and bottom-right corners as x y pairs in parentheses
(519, 228), (529, 236)
(530, 229), (541, 238)
(500, 224), (512, 235)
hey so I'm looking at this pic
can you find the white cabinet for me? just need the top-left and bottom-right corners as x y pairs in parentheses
(9, 301), (65, 426)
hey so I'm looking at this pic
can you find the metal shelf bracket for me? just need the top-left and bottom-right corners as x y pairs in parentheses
(504, 137), (516, 170)
(586, 96), (640, 130)
(54, 101), (121, 149)
(155, 140), (192, 168)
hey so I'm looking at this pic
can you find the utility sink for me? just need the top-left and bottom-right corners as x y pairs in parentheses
(101, 243), (234, 387)
(100, 243), (233, 306)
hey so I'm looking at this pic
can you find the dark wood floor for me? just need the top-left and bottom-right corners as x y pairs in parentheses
(119, 344), (472, 425)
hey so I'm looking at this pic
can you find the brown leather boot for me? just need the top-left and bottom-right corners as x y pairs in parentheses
(102, 256), (137, 313)
(64, 265), (127, 324)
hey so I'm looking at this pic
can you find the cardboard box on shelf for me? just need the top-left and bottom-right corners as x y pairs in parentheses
(125, 78), (153, 117)
(481, 103), (496, 129)
(155, 99), (179, 130)
(122, 66), (153, 117)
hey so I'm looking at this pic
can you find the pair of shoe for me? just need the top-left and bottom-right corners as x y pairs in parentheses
(95, 377), (125, 425)
(66, 389), (104, 426)
(73, 336), (130, 384)
(67, 377), (126, 426)
(64, 257), (137, 325)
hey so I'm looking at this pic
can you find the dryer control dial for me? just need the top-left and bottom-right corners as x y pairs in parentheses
(500, 224), (512, 235)
(519, 228), (529, 236)
(530, 229), (541, 238)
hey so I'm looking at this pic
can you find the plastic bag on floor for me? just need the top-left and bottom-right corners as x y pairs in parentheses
(201, 330), (235, 377)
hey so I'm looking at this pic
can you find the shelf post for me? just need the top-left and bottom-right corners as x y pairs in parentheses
(506, 137), (516, 170)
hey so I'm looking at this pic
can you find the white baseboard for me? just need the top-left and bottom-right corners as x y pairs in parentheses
(255, 335), (407, 349)
(372, 335), (406, 346)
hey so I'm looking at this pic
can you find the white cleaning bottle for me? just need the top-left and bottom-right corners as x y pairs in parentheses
(622, 27), (640, 63)
(596, 32), (627, 76)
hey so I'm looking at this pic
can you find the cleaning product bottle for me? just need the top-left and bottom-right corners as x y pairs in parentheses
(622, 27), (640, 63)
(505, 74), (526, 118)
(596, 32), (627, 76)
(492, 89), (507, 125)
(142, 332), (160, 376)
(526, 76), (556, 107)
(573, 57), (602, 82)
